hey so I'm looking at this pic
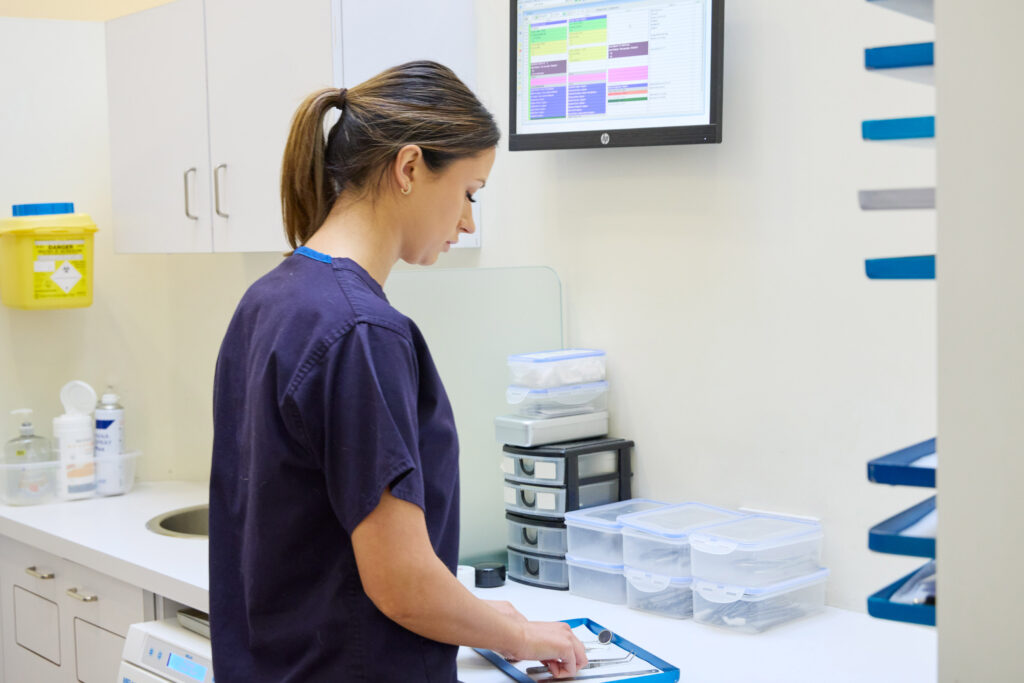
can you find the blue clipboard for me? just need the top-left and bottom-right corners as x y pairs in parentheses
(473, 618), (680, 682)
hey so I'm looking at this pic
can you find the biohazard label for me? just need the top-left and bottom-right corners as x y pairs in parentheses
(33, 240), (86, 299)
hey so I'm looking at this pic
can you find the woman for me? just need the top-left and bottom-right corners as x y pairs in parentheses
(209, 61), (587, 681)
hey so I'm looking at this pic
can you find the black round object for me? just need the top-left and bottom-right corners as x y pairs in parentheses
(474, 562), (506, 588)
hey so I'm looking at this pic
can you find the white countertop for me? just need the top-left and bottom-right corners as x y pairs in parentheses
(457, 580), (936, 683)
(0, 482), (937, 681)
(0, 480), (209, 611)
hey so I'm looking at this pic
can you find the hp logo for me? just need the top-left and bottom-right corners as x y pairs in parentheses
(600, 133), (610, 145)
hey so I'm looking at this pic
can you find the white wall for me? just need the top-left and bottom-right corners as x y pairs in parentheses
(430, 0), (937, 610)
(0, 1), (939, 613)
(936, 1), (1024, 680)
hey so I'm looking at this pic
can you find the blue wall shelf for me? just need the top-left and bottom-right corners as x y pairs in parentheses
(868, 564), (936, 626)
(867, 438), (936, 487)
(869, 496), (936, 558)
(862, 116), (935, 140)
(865, 42), (933, 70)
(865, 255), (935, 280)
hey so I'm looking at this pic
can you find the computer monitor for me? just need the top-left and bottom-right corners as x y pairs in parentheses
(509, 0), (723, 150)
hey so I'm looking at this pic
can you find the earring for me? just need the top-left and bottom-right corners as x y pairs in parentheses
(401, 185), (411, 196)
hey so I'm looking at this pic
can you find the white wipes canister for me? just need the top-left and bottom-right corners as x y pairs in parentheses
(54, 380), (97, 500)
(95, 390), (126, 495)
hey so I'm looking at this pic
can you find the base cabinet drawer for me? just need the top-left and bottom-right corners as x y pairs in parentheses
(14, 586), (62, 665)
(74, 618), (126, 683)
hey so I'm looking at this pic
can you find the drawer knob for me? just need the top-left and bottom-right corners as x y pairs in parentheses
(25, 566), (55, 580)
(66, 587), (98, 603)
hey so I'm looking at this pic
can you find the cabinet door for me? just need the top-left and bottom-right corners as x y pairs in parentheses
(106, 0), (214, 253)
(205, 0), (335, 253)
(0, 539), (66, 682)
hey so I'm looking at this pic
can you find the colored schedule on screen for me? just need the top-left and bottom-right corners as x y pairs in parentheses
(517, 0), (712, 136)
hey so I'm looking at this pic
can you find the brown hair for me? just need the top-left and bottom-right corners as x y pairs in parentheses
(280, 60), (500, 249)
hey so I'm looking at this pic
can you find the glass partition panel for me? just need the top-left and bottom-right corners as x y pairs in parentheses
(386, 267), (563, 561)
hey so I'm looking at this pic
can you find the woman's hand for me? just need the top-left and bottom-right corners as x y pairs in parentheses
(511, 620), (588, 677)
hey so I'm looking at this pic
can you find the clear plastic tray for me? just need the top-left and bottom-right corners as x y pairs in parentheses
(693, 569), (828, 633)
(566, 554), (626, 604)
(501, 449), (618, 486)
(507, 547), (569, 589)
(94, 451), (141, 496)
(564, 499), (668, 564)
(620, 502), (746, 576)
(690, 515), (823, 587)
(0, 460), (59, 505)
(507, 349), (606, 389)
(624, 567), (694, 619)
(506, 381), (608, 418)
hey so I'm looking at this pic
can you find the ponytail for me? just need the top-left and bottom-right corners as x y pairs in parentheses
(279, 61), (501, 250)
(280, 88), (345, 249)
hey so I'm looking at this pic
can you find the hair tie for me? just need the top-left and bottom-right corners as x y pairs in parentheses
(334, 88), (348, 110)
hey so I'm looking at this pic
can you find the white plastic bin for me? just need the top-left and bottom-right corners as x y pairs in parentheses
(566, 555), (626, 604)
(507, 548), (569, 589)
(565, 499), (668, 564)
(620, 502), (745, 576)
(0, 460), (59, 505)
(507, 513), (567, 556)
(501, 448), (618, 486)
(508, 349), (606, 389)
(506, 381), (608, 418)
(504, 479), (619, 519)
(690, 515), (823, 587)
(624, 567), (694, 619)
(692, 568), (829, 633)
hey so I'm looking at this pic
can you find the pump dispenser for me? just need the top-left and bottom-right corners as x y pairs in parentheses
(3, 409), (55, 504)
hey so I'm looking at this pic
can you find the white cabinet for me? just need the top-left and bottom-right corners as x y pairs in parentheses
(0, 536), (153, 683)
(106, 0), (336, 254)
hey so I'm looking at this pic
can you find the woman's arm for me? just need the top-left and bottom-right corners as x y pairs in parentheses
(351, 490), (587, 677)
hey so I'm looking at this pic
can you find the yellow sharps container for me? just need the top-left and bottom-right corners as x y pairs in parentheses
(0, 203), (98, 309)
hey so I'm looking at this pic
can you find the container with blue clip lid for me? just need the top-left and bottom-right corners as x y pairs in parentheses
(507, 349), (606, 389)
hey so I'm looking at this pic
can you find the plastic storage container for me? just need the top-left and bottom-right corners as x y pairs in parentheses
(620, 502), (746, 576)
(692, 568), (829, 633)
(565, 499), (668, 564)
(501, 448), (618, 486)
(566, 555), (626, 604)
(624, 568), (694, 619)
(507, 349), (606, 389)
(507, 512), (567, 557)
(506, 381), (608, 418)
(0, 203), (98, 309)
(504, 479), (620, 518)
(690, 515), (823, 587)
(0, 460), (59, 506)
(507, 547), (569, 590)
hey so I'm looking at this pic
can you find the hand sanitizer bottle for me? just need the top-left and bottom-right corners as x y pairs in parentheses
(3, 409), (54, 505)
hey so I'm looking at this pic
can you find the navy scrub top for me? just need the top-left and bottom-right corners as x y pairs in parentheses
(209, 247), (461, 682)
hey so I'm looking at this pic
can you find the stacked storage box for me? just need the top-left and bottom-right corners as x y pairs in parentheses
(503, 439), (634, 589)
(687, 515), (828, 633)
(616, 503), (746, 617)
(562, 499), (669, 603)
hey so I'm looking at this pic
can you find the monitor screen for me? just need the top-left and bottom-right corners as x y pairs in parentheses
(509, 0), (723, 150)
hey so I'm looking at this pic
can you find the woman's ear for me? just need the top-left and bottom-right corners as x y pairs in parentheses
(393, 144), (423, 192)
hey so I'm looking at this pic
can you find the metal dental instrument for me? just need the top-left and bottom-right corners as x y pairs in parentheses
(541, 668), (661, 681)
(526, 653), (634, 675)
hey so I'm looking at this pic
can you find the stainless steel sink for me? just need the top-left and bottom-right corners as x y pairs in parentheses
(146, 504), (209, 538)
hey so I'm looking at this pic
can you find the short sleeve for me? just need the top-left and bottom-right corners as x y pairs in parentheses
(289, 322), (424, 535)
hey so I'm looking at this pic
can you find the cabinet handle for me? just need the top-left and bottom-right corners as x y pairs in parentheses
(25, 566), (55, 580)
(65, 587), (98, 603)
(214, 163), (229, 218)
(183, 167), (198, 220)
